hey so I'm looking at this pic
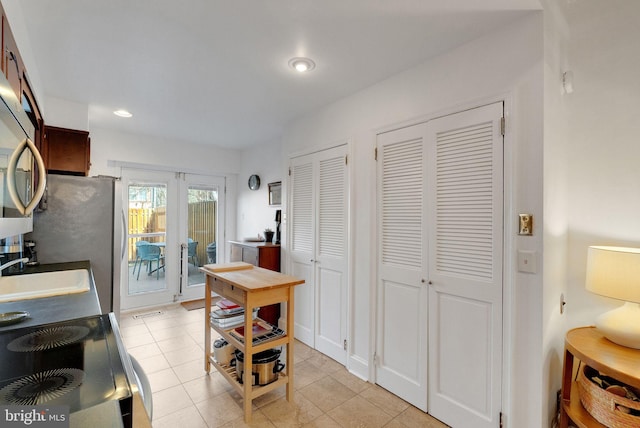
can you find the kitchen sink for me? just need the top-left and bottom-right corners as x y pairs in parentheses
(0, 269), (91, 303)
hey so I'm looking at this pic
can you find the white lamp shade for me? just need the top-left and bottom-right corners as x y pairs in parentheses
(586, 246), (640, 303)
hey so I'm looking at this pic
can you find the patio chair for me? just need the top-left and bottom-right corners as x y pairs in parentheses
(132, 240), (148, 278)
(135, 241), (165, 280)
(188, 238), (199, 266)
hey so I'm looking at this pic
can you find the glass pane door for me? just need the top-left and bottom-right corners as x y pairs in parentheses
(121, 169), (178, 310)
(179, 174), (225, 302)
(128, 182), (167, 291)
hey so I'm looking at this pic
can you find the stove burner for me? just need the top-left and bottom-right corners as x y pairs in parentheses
(0, 368), (84, 405)
(7, 326), (90, 352)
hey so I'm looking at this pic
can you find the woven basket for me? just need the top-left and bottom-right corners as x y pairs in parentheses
(578, 365), (640, 428)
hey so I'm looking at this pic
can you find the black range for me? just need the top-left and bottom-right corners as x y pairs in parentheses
(0, 313), (133, 425)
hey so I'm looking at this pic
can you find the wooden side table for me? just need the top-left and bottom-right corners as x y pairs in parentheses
(560, 326), (640, 427)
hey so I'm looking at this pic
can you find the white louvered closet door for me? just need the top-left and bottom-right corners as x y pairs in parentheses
(427, 102), (503, 428)
(289, 144), (349, 365)
(290, 157), (315, 346)
(315, 149), (349, 363)
(376, 123), (429, 411)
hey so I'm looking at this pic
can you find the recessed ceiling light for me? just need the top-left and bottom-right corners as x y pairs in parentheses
(288, 57), (316, 73)
(113, 109), (133, 118)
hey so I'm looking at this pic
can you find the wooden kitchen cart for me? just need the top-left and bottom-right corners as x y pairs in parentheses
(201, 262), (304, 423)
(560, 326), (640, 427)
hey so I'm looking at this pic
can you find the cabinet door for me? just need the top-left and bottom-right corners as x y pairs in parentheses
(257, 246), (280, 272)
(2, 16), (23, 100)
(44, 126), (91, 176)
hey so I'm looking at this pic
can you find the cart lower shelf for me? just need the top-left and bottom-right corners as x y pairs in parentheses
(209, 356), (289, 399)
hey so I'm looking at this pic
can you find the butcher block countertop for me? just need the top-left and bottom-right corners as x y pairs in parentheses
(200, 262), (304, 291)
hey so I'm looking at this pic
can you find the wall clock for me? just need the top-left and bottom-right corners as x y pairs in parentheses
(248, 174), (261, 190)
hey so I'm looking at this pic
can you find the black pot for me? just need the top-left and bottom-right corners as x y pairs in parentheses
(231, 348), (284, 386)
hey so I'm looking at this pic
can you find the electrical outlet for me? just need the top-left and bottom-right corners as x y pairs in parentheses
(519, 214), (533, 235)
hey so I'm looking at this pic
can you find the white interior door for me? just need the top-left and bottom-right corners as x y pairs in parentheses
(290, 157), (315, 345)
(427, 103), (503, 428)
(314, 146), (348, 363)
(375, 123), (429, 411)
(177, 173), (225, 302)
(290, 144), (349, 364)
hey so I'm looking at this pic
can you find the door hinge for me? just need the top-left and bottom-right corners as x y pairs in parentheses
(288, 167), (291, 176)
(373, 352), (379, 366)
(374, 147), (378, 161)
(345, 155), (348, 165)
(343, 339), (347, 350)
(500, 117), (505, 136)
(500, 411), (503, 428)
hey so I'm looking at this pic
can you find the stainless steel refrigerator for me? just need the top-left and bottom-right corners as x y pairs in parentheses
(29, 174), (122, 315)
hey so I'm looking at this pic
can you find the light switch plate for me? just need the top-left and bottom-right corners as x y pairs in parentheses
(517, 250), (537, 273)
(519, 214), (533, 235)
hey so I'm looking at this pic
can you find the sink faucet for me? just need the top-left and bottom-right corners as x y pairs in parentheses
(0, 258), (29, 276)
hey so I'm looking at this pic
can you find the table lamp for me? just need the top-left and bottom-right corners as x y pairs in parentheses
(585, 245), (640, 348)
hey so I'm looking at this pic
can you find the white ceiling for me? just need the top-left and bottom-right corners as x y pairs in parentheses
(16, 0), (540, 149)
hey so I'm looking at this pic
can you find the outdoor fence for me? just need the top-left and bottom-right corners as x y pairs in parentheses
(127, 201), (217, 265)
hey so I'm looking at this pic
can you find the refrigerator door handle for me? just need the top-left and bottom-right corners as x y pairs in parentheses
(6, 137), (47, 216)
(120, 208), (127, 261)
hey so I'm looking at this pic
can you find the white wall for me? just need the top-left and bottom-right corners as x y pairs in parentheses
(86, 126), (241, 178)
(266, 13), (544, 427)
(43, 96), (89, 131)
(85, 127), (241, 265)
(236, 140), (284, 241)
(541, 1), (571, 425)
(539, 2), (640, 426)
(565, 0), (640, 328)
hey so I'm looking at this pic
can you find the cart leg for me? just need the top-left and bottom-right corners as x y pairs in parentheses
(204, 277), (212, 373)
(286, 287), (295, 402)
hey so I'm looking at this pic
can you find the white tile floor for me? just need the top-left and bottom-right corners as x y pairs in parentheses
(121, 303), (448, 428)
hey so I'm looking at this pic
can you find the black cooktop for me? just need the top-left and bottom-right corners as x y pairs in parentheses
(0, 314), (132, 413)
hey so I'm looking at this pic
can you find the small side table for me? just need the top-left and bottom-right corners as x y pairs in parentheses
(560, 326), (640, 427)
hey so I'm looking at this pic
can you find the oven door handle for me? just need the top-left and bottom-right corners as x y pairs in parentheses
(129, 354), (153, 420)
(6, 137), (47, 216)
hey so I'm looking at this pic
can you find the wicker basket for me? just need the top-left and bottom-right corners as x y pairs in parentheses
(578, 365), (640, 427)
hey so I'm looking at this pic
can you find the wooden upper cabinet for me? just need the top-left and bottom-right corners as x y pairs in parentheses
(1, 5), (90, 177)
(44, 126), (91, 176)
(2, 11), (25, 100)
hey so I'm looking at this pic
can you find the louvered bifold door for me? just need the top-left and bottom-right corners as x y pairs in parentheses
(426, 102), (504, 428)
(315, 145), (349, 364)
(290, 157), (316, 346)
(375, 123), (429, 411)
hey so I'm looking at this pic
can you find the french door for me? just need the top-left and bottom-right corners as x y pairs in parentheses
(178, 173), (224, 301)
(376, 102), (504, 427)
(120, 168), (224, 310)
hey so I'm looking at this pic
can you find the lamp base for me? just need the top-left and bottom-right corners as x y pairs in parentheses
(595, 302), (640, 349)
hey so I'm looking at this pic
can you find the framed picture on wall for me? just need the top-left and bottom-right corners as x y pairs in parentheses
(268, 181), (282, 206)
